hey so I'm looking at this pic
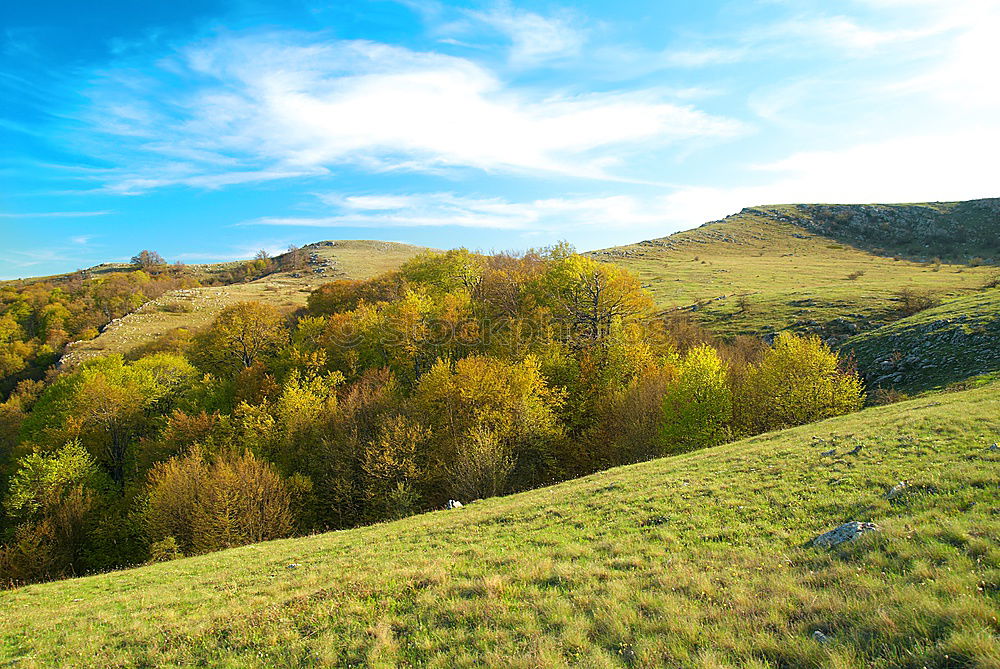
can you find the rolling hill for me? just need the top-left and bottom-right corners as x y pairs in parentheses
(592, 200), (998, 341)
(1, 382), (997, 667)
(59, 240), (430, 366)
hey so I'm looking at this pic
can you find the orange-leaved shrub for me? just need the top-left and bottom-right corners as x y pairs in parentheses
(144, 447), (293, 556)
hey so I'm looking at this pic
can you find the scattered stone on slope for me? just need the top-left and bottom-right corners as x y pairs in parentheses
(885, 482), (908, 500)
(821, 449), (837, 457)
(812, 521), (879, 548)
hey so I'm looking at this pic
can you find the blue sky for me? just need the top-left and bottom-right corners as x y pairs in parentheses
(2, 0), (998, 278)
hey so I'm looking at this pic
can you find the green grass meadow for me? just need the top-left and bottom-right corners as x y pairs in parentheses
(2, 383), (997, 668)
(593, 209), (995, 338)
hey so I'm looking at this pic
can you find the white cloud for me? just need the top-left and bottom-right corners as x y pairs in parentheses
(768, 15), (935, 51)
(661, 47), (749, 68)
(245, 191), (682, 232)
(466, 2), (585, 65)
(655, 126), (1000, 230)
(78, 33), (743, 193)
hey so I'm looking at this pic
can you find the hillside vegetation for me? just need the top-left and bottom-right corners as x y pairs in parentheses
(1, 382), (997, 668)
(845, 286), (1000, 393)
(593, 201), (997, 340)
(1, 247), (866, 589)
(61, 240), (429, 366)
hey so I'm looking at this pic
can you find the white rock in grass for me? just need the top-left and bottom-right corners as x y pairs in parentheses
(812, 521), (878, 548)
(885, 482), (908, 500)
(812, 630), (831, 644)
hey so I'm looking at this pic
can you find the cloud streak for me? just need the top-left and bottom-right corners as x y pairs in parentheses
(73, 33), (743, 194)
(244, 191), (684, 233)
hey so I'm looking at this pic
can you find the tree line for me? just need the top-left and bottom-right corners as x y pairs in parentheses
(0, 246), (863, 586)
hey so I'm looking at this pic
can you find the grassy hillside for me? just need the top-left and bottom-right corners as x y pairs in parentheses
(844, 287), (1000, 393)
(61, 240), (429, 365)
(593, 203), (996, 339)
(2, 383), (997, 668)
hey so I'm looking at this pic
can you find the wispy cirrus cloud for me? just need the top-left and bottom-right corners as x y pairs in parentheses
(465, 2), (585, 65)
(243, 191), (682, 233)
(70, 32), (743, 194)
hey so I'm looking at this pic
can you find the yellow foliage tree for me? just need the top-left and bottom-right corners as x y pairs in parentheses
(414, 355), (563, 498)
(733, 332), (865, 436)
(192, 301), (287, 375)
(360, 414), (427, 520)
(145, 448), (293, 556)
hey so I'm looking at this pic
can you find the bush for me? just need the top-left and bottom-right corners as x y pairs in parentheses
(145, 448), (294, 556)
(360, 415), (427, 521)
(159, 301), (193, 313)
(585, 366), (676, 467)
(447, 426), (515, 501)
(896, 288), (939, 316)
(870, 387), (909, 406)
(148, 536), (184, 563)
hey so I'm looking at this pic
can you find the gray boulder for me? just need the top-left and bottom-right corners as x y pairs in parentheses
(812, 521), (878, 548)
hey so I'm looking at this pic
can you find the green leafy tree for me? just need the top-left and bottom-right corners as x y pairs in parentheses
(19, 354), (198, 485)
(1, 441), (108, 585)
(191, 302), (287, 375)
(415, 355), (563, 497)
(660, 345), (733, 454)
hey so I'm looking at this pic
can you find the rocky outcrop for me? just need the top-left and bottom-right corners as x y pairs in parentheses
(745, 199), (1000, 263)
(846, 298), (1000, 391)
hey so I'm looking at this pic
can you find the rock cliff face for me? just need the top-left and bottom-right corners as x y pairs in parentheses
(743, 198), (1000, 262)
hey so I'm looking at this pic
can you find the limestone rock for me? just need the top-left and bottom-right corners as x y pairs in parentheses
(885, 482), (908, 499)
(812, 630), (831, 644)
(812, 521), (878, 548)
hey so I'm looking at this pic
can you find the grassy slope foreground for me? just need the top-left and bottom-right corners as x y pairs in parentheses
(61, 241), (429, 365)
(593, 202), (996, 339)
(2, 385), (998, 667)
